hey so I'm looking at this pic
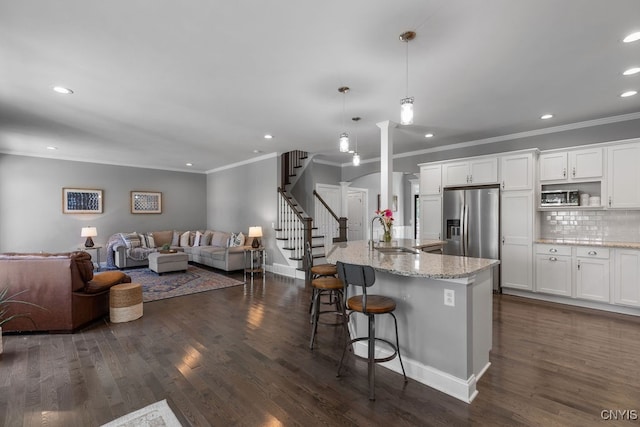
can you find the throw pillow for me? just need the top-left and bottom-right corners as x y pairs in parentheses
(147, 233), (156, 248)
(229, 232), (245, 247)
(139, 233), (148, 248)
(171, 231), (180, 246)
(120, 232), (141, 249)
(202, 231), (213, 246)
(179, 231), (191, 247)
(211, 231), (230, 248)
(193, 231), (203, 247)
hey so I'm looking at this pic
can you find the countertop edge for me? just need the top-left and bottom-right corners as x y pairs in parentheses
(535, 239), (640, 249)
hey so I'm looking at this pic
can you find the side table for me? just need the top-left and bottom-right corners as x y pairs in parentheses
(244, 247), (266, 282)
(78, 246), (103, 271)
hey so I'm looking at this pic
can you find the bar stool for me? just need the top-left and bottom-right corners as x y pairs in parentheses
(306, 242), (344, 349)
(336, 261), (407, 400)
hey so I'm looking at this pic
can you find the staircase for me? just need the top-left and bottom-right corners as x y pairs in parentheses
(274, 150), (336, 279)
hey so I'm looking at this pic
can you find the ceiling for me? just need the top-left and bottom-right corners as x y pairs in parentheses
(1, 0), (639, 173)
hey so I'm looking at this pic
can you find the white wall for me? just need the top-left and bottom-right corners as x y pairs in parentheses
(0, 154), (207, 252)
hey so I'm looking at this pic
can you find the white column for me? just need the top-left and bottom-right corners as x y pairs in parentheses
(376, 120), (397, 210)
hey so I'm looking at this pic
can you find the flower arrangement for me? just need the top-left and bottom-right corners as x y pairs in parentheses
(376, 208), (394, 242)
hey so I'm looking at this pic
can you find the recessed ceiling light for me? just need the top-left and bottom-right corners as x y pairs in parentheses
(424, 133), (434, 138)
(46, 146), (58, 150)
(540, 114), (554, 120)
(186, 163), (193, 167)
(253, 149), (263, 154)
(623, 67), (640, 76)
(348, 150), (355, 154)
(53, 86), (73, 94)
(264, 134), (273, 139)
(623, 31), (640, 43)
(621, 90), (638, 97)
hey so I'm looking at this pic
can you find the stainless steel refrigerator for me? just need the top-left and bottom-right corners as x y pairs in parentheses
(442, 186), (500, 290)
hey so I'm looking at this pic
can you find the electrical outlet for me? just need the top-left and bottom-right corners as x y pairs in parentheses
(444, 289), (455, 307)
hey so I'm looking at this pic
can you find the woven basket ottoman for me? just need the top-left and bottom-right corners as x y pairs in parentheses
(110, 282), (143, 323)
(148, 251), (189, 275)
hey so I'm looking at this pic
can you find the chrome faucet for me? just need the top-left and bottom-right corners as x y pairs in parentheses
(369, 215), (381, 251)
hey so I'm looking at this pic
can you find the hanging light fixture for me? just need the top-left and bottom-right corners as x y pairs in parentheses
(399, 31), (416, 125)
(352, 117), (361, 166)
(338, 86), (350, 152)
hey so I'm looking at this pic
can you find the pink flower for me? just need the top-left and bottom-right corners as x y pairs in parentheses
(375, 208), (394, 231)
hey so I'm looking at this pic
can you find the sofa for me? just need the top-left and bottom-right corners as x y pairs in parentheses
(0, 252), (131, 333)
(109, 229), (249, 272)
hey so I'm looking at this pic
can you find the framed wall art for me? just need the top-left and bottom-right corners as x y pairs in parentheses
(62, 188), (103, 214)
(131, 191), (162, 214)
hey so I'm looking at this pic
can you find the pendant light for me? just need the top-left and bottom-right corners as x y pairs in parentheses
(352, 117), (361, 166)
(338, 86), (350, 152)
(399, 31), (416, 125)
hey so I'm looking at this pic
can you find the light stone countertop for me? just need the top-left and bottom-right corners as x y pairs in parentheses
(535, 238), (640, 250)
(325, 239), (500, 280)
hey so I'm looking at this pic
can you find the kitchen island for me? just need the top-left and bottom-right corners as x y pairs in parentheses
(326, 239), (499, 403)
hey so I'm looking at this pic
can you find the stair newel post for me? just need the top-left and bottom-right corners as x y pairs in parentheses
(302, 217), (313, 272)
(338, 217), (348, 242)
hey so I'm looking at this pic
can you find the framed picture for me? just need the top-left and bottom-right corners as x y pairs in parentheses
(62, 188), (103, 214)
(131, 191), (162, 214)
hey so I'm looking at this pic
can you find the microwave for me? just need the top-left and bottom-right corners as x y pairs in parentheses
(541, 190), (579, 206)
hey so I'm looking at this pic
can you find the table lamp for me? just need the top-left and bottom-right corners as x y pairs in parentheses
(81, 226), (97, 248)
(248, 226), (263, 248)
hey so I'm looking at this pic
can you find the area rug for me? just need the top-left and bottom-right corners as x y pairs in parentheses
(101, 399), (182, 426)
(125, 264), (244, 302)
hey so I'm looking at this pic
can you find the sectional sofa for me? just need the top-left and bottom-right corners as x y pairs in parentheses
(109, 229), (249, 272)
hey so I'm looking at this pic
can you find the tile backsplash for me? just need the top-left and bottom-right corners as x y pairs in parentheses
(539, 210), (640, 242)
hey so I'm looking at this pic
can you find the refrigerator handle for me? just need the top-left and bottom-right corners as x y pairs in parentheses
(462, 205), (469, 256)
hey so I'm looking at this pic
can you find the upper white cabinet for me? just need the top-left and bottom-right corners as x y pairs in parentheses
(500, 152), (534, 191)
(607, 142), (640, 208)
(419, 164), (442, 195)
(442, 158), (498, 187)
(539, 147), (603, 182)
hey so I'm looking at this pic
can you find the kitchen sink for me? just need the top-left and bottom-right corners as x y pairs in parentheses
(375, 247), (420, 254)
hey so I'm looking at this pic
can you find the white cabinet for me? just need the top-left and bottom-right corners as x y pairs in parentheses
(500, 152), (534, 191)
(575, 247), (610, 302)
(501, 191), (533, 290)
(419, 195), (442, 240)
(613, 249), (640, 307)
(535, 244), (572, 296)
(539, 147), (603, 182)
(419, 164), (442, 195)
(442, 158), (498, 187)
(607, 142), (640, 208)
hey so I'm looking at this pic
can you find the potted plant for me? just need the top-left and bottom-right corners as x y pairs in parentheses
(0, 288), (45, 354)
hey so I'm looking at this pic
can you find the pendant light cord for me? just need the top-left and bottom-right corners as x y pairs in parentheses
(405, 40), (409, 97)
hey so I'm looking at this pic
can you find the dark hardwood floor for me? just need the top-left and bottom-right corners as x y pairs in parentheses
(1, 270), (640, 426)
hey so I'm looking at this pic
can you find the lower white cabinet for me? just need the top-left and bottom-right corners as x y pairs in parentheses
(575, 247), (610, 302)
(613, 249), (640, 307)
(419, 195), (442, 240)
(535, 246), (572, 296)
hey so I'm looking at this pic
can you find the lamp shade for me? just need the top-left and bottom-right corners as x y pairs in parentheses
(248, 226), (263, 238)
(81, 227), (97, 237)
(400, 97), (414, 125)
(81, 226), (97, 248)
(339, 133), (350, 153)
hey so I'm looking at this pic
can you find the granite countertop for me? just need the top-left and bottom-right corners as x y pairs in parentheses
(325, 239), (499, 279)
(535, 238), (640, 250)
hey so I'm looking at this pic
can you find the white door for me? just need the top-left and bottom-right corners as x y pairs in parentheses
(501, 191), (533, 290)
(539, 152), (568, 181)
(347, 190), (366, 241)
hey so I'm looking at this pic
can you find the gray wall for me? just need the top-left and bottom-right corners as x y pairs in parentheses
(0, 154), (206, 252)
(206, 154), (282, 265)
(290, 159), (341, 216)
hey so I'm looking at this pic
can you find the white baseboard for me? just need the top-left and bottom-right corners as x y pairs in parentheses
(271, 263), (305, 279)
(502, 289), (640, 317)
(351, 341), (483, 403)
